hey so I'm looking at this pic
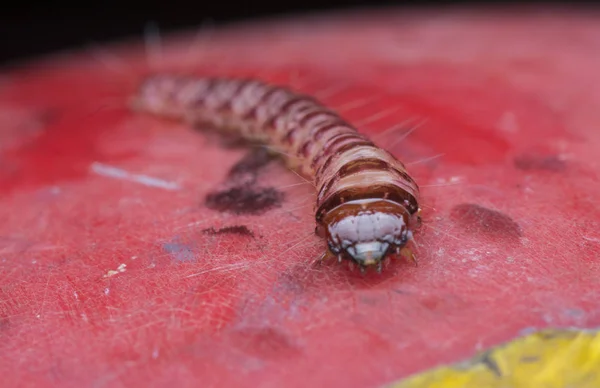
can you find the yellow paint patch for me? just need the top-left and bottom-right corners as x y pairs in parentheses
(386, 329), (600, 388)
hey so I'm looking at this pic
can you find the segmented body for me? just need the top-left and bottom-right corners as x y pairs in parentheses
(131, 75), (421, 270)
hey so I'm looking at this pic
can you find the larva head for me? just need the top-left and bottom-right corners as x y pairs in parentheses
(322, 199), (413, 267)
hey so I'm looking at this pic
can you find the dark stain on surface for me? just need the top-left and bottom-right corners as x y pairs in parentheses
(479, 352), (503, 377)
(202, 225), (255, 238)
(205, 148), (284, 215)
(514, 154), (566, 172)
(451, 203), (522, 240)
(228, 147), (274, 180)
(519, 355), (540, 363)
(205, 186), (283, 215)
(229, 326), (301, 360)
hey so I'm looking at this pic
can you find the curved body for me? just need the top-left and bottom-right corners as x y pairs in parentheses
(132, 75), (421, 270)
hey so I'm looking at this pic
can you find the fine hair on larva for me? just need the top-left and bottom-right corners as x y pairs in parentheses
(130, 75), (422, 273)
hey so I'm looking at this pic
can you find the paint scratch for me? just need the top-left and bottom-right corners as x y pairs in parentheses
(104, 263), (127, 278)
(90, 162), (181, 191)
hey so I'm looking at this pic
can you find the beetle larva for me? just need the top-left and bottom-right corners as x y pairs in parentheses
(130, 75), (421, 272)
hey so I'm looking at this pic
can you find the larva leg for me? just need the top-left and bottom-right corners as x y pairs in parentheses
(415, 207), (423, 228)
(315, 225), (326, 238)
(312, 250), (336, 266)
(358, 262), (383, 275)
(398, 246), (418, 267)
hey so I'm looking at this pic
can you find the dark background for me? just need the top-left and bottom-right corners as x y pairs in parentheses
(0, 1), (589, 65)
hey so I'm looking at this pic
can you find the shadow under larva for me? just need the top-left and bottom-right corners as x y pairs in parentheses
(130, 75), (422, 273)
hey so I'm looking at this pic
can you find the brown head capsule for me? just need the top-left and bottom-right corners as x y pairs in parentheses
(131, 75), (421, 272)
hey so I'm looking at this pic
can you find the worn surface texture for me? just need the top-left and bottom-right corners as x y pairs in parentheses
(0, 8), (599, 388)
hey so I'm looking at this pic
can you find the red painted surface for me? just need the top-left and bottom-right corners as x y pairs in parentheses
(1, 9), (600, 388)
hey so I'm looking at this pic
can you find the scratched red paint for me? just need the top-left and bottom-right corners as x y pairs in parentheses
(1, 9), (600, 388)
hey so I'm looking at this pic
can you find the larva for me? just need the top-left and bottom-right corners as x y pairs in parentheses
(131, 75), (421, 272)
